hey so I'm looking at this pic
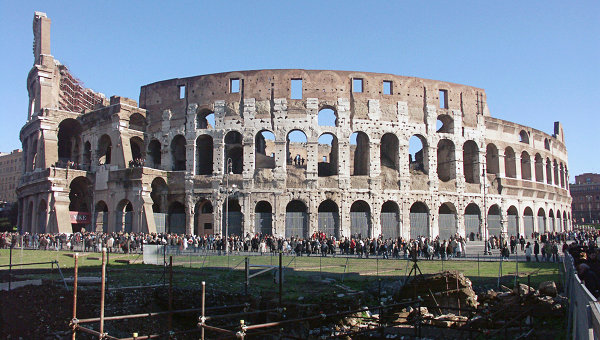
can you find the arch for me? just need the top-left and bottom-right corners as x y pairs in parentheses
(562, 211), (568, 232)
(350, 131), (370, 176)
(98, 134), (112, 165)
(544, 138), (551, 150)
(380, 133), (399, 172)
(438, 202), (457, 240)
(69, 176), (91, 214)
(196, 109), (215, 129)
(225, 131), (243, 174)
(168, 201), (186, 234)
(196, 135), (213, 175)
(436, 114), (454, 133)
(286, 130), (307, 171)
(409, 202), (429, 238)
(537, 208), (547, 233)
(535, 153), (544, 182)
(521, 151), (531, 180)
(318, 107), (338, 127)
(546, 158), (552, 184)
(318, 133), (338, 176)
(318, 199), (340, 238)
(463, 140), (479, 184)
(37, 200), (47, 234)
(147, 139), (162, 169)
(523, 207), (535, 238)
(83, 141), (92, 168)
(255, 201), (273, 235)
(350, 200), (371, 238)
(437, 139), (456, 182)
(464, 203), (481, 240)
(194, 199), (214, 235)
(381, 201), (400, 239)
(487, 204), (502, 237)
(115, 199), (134, 233)
(556, 209), (562, 232)
(129, 113), (146, 132)
(486, 143), (499, 175)
(170, 135), (186, 171)
(409, 135), (428, 174)
(222, 198), (242, 237)
(150, 177), (168, 214)
(285, 200), (308, 238)
(58, 118), (82, 164)
(255, 130), (276, 169)
(95, 200), (109, 233)
(504, 147), (516, 178)
(560, 163), (565, 188)
(553, 160), (559, 186)
(130, 136), (144, 165)
(507, 206), (519, 236)
(519, 130), (529, 144)
(549, 209), (555, 232)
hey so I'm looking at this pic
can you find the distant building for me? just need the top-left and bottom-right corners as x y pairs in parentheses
(0, 149), (23, 203)
(571, 173), (600, 225)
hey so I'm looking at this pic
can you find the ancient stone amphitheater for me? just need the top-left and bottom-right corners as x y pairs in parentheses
(18, 12), (572, 239)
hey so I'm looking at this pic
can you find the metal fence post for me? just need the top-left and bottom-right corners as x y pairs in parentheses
(100, 248), (107, 338)
(72, 253), (79, 340)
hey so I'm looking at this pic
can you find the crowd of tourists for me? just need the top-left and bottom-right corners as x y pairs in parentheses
(1, 229), (592, 261)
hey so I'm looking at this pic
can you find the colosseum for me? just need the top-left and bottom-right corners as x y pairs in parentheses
(18, 12), (572, 240)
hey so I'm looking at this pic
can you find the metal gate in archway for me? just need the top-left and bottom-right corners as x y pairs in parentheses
(170, 213), (186, 234)
(410, 213), (429, 239)
(381, 212), (400, 239)
(154, 213), (167, 234)
(464, 215), (479, 239)
(549, 218), (555, 232)
(350, 212), (370, 238)
(487, 214), (502, 237)
(537, 216), (546, 233)
(318, 212), (339, 238)
(507, 215), (518, 236)
(222, 212), (243, 236)
(285, 212), (307, 238)
(523, 216), (534, 238)
(438, 214), (456, 240)
(95, 212), (109, 233)
(116, 212), (134, 233)
(255, 213), (272, 235)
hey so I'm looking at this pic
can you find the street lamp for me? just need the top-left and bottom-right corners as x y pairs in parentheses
(482, 163), (490, 255)
(587, 195), (593, 225)
(221, 158), (238, 255)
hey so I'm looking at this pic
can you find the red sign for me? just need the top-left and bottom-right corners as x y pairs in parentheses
(70, 212), (91, 224)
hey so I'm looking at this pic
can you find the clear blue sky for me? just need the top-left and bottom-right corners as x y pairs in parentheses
(1, 1), (598, 180)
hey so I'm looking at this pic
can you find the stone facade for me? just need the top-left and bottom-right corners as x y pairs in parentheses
(0, 149), (23, 203)
(570, 173), (600, 224)
(18, 12), (572, 238)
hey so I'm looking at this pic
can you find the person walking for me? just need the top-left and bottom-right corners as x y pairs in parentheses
(534, 240), (540, 262)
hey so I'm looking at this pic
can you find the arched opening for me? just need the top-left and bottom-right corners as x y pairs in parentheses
(544, 138), (550, 150)
(58, 118), (82, 165)
(409, 135), (428, 175)
(196, 135), (213, 175)
(463, 140), (479, 184)
(535, 153), (543, 182)
(196, 109), (215, 129)
(556, 209), (562, 231)
(549, 209), (555, 232)
(380, 133), (399, 172)
(487, 204), (502, 237)
(350, 132), (370, 176)
(286, 130), (307, 175)
(255, 130), (276, 169)
(129, 113), (146, 132)
(98, 134), (112, 165)
(546, 158), (552, 184)
(438, 202), (457, 240)
(222, 198), (242, 236)
(27, 202), (34, 233)
(83, 142), (92, 168)
(436, 114), (454, 133)
(225, 131), (243, 174)
(37, 200), (47, 234)
(553, 160), (559, 186)
(486, 144), (499, 174)
(130, 136), (144, 167)
(464, 203), (481, 240)
(537, 208), (547, 233)
(285, 200), (308, 238)
(523, 207), (534, 238)
(562, 211), (568, 232)
(116, 200), (134, 233)
(437, 139), (456, 182)
(148, 139), (162, 169)
(560, 163), (565, 188)
(507, 206), (519, 236)
(255, 201), (273, 236)
(69, 176), (91, 233)
(194, 200), (213, 235)
(504, 147), (516, 178)
(318, 199), (339, 238)
(95, 201), (109, 233)
(519, 130), (529, 144)
(409, 202), (429, 239)
(350, 200), (371, 238)
(521, 151), (531, 180)
(151, 177), (168, 233)
(381, 201), (400, 239)
(30, 138), (38, 170)
(170, 135), (186, 171)
(168, 201), (186, 234)
(318, 133), (338, 177)
(318, 107), (337, 127)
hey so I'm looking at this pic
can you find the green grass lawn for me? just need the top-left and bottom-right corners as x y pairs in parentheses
(1, 249), (562, 302)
